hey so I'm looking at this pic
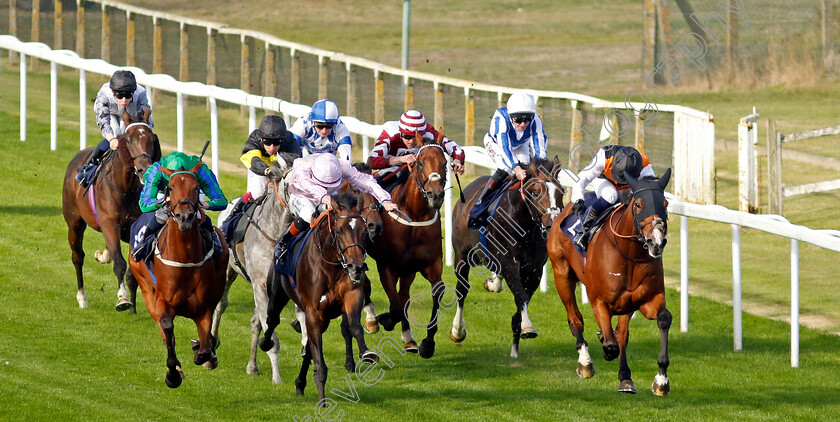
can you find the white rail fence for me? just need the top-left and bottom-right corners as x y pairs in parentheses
(4, 35), (838, 368)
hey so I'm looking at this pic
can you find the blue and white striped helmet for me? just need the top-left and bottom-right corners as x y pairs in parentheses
(309, 99), (340, 124)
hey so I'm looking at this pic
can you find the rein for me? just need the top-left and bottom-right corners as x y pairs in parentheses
(387, 209), (439, 226)
(311, 210), (367, 270)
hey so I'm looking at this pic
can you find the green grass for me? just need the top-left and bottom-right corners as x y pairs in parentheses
(4, 63), (840, 420)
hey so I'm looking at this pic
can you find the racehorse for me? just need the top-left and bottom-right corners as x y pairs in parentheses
(62, 109), (160, 313)
(366, 136), (449, 358)
(450, 156), (564, 358)
(211, 159), (383, 383)
(128, 160), (229, 388)
(259, 190), (376, 401)
(546, 169), (672, 396)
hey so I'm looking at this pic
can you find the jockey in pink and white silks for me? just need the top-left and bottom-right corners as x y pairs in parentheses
(468, 93), (547, 227)
(289, 99), (353, 162)
(274, 153), (399, 259)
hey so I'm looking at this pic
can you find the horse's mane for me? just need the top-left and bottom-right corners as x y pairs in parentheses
(330, 189), (359, 210)
(352, 162), (371, 174)
(268, 152), (298, 180)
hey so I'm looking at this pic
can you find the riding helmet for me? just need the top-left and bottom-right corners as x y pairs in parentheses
(310, 154), (343, 188)
(109, 70), (137, 93)
(399, 110), (427, 136)
(506, 93), (536, 116)
(309, 99), (340, 124)
(258, 115), (287, 140)
(611, 147), (643, 185)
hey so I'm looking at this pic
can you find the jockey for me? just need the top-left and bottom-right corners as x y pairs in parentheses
(231, 115), (302, 214)
(289, 99), (353, 161)
(75, 70), (153, 188)
(132, 152), (228, 261)
(274, 152), (399, 260)
(367, 110), (465, 178)
(467, 93), (547, 227)
(570, 145), (655, 249)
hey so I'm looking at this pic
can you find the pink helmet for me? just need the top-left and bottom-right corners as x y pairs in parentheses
(398, 110), (427, 136)
(310, 154), (343, 188)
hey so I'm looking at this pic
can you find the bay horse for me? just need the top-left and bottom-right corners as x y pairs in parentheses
(211, 159), (383, 384)
(366, 138), (449, 358)
(450, 156), (564, 358)
(259, 190), (376, 401)
(546, 169), (672, 395)
(62, 109), (160, 313)
(128, 161), (230, 388)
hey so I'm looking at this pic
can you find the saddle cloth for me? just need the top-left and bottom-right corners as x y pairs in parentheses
(558, 192), (620, 258)
(467, 178), (515, 229)
(274, 228), (315, 286)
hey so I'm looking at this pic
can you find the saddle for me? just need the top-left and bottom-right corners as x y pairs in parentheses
(467, 178), (515, 229)
(559, 193), (620, 258)
(76, 152), (113, 191)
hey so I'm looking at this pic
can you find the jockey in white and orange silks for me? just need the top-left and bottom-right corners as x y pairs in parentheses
(273, 153), (398, 259)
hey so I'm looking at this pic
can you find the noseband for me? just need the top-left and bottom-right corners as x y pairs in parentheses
(315, 210), (368, 274)
(608, 185), (668, 261)
(518, 167), (565, 238)
(124, 122), (154, 175)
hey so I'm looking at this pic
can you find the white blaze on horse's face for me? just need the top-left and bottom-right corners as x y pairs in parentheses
(428, 172), (441, 182)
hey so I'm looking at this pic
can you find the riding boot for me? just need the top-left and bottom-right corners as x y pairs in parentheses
(231, 198), (247, 216)
(75, 145), (107, 187)
(572, 208), (598, 250)
(274, 218), (308, 261)
(468, 169), (507, 228)
(200, 218), (223, 260)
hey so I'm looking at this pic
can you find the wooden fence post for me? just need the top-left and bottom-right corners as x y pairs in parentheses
(569, 100), (583, 171)
(346, 63), (357, 149)
(464, 87), (476, 175)
(100, 4), (109, 64)
(264, 41), (276, 99)
(642, 0), (656, 81)
(240, 34), (250, 115)
(290, 48), (300, 105)
(31, 0), (40, 71)
(635, 111), (646, 153)
(126, 11), (135, 66)
(404, 76), (414, 111)
(206, 27), (216, 111)
(54, 0), (63, 50)
(434, 82), (444, 133)
(374, 70), (384, 125)
(318, 55), (329, 100)
(9, 0), (18, 64)
(152, 16), (163, 104)
(75, 0), (84, 60)
(767, 119), (783, 214)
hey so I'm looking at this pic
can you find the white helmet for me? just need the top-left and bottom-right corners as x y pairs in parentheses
(506, 93), (536, 115)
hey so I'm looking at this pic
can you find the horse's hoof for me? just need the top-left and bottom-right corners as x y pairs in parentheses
(520, 327), (538, 339)
(290, 319), (302, 333)
(651, 375), (670, 396)
(377, 313), (397, 332)
(94, 249), (111, 264)
(259, 336), (275, 352)
(194, 351), (210, 366)
(165, 370), (183, 388)
(295, 377), (306, 396)
(190, 339), (200, 351)
(595, 330), (604, 344)
(360, 349), (379, 363)
(344, 361), (356, 373)
(576, 362), (595, 378)
(449, 328), (467, 343)
(404, 341), (419, 354)
(418, 339), (435, 359)
(115, 299), (133, 312)
(603, 344), (619, 361)
(203, 356), (218, 370)
(364, 319), (380, 334)
(618, 379), (637, 394)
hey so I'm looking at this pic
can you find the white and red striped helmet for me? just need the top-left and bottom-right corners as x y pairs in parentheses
(398, 110), (427, 136)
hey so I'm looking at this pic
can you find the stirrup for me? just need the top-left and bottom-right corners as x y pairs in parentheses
(572, 231), (587, 249)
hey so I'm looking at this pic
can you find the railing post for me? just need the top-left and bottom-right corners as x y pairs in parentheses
(152, 16), (163, 105)
(264, 41), (276, 98)
(680, 215), (689, 332)
(9, 0), (18, 64)
(126, 11), (135, 66)
(732, 224), (742, 351)
(20, 52), (26, 141)
(31, 0), (40, 71)
(464, 87), (475, 175)
(80, 69), (87, 149)
(609, 110), (620, 145)
(206, 27), (216, 111)
(318, 55), (329, 100)
(75, 0), (84, 60)
(240, 34), (250, 115)
(374, 70), (384, 125)
(54, 0), (63, 50)
(569, 100), (583, 171)
(51, 61), (58, 151)
(346, 63), (357, 153)
(767, 119), (782, 214)
(404, 76), (414, 111)
(791, 239), (799, 368)
(290, 48), (300, 104)
(210, 97), (219, 174)
(434, 82), (444, 132)
(100, 3), (109, 64)
(176, 93), (184, 151)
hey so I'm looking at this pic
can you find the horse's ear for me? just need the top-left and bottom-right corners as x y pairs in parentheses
(159, 166), (175, 178)
(122, 110), (131, 127)
(435, 130), (445, 144)
(190, 160), (203, 174)
(624, 171), (639, 190)
(658, 168), (672, 190)
(142, 106), (151, 123)
(553, 155), (561, 165)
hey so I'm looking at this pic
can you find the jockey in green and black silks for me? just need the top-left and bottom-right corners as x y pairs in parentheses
(130, 152), (227, 261)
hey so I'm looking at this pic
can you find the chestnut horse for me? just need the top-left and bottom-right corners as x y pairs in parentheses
(547, 169), (672, 396)
(366, 140), (449, 358)
(129, 161), (229, 388)
(259, 190), (376, 401)
(62, 109), (160, 312)
(450, 157), (564, 358)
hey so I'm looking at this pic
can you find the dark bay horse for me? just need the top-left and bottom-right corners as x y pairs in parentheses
(259, 190), (376, 401)
(450, 157), (564, 358)
(62, 109), (160, 312)
(212, 160), (383, 384)
(366, 139), (449, 358)
(547, 169), (672, 396)
(128, 161), (229, 388)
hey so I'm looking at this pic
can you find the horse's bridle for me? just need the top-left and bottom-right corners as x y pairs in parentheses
(161, 171), (201, 225)
(124, 122), (154, 177)
(408, 144), (446, 199)
(315, 210), (368, 275)
(608, 186), (668, 262)
(515, 165), (565, 238)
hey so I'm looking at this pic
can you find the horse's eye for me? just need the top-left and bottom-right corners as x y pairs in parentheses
(634, 201), (643, 212)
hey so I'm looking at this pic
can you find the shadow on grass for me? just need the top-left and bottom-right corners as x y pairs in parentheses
(0, 205), (63, 217)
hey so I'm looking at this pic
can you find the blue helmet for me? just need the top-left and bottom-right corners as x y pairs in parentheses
(309, 99), (339, 124)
